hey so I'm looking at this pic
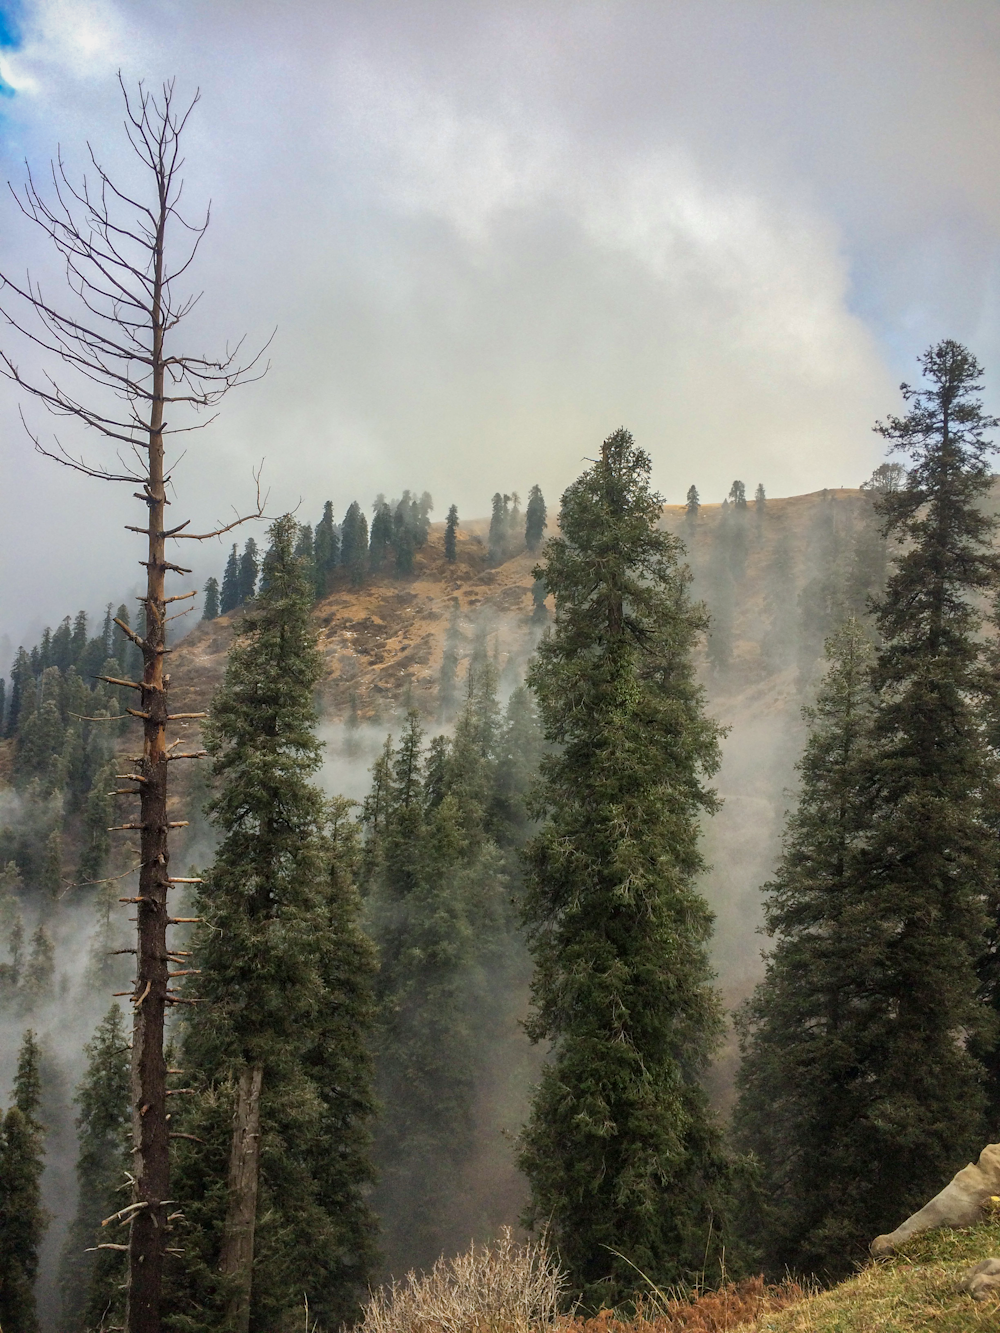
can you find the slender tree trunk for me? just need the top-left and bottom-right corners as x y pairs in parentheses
(219, 1064), (264, 1333)
(127, 216), (171, 1333)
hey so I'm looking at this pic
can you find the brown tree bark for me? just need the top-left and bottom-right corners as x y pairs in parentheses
(219, 1065), (264, 1333)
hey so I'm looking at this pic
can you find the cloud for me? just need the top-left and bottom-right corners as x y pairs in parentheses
(0, 0), (997, 653)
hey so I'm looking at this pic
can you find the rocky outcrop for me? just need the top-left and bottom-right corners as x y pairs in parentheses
(871, 1144), (1000, 1256)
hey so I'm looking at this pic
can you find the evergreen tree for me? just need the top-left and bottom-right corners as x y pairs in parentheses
(0, 1031), (47, 1333)
(58, 1005), (131, 1333)
(167, 514), (378, 1329)
(525, 485), (546, 551)
(365, 709), (506, 1275)
(732, 619), (878, 1275)
(857, 341), (999, 1196)
(237, 537), (259, 605)
(488, 492), (509, 564)
(220, 545), (240, 615)
(737, 342), (1000, 1276)
(369, 501), (394, 573)
(341, 502), (369, 586)
(444, 503), (459, 561)
(21, 927), (54, 1010)
(518, 429), (727, 1307)
(77, 759), (117, 886)
(685, 484), (699, 519)
(202, 575), (220, 621)
(729, 479), (747, 509)
(313, 500), (340, 597)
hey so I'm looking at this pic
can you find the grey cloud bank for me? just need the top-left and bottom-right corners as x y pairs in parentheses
(1, 0), (999, 651)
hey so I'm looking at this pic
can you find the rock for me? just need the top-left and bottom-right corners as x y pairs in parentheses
(959, 1258), (1000, 1301)
(870, 1143), (1000, 1256)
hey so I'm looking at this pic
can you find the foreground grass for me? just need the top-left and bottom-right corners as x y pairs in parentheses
(737, 1224), (1000, 1332)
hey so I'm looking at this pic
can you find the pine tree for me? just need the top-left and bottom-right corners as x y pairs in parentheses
(220, 545), (240, 615)
(78, 759), (117, 886)
(737, 343), (1000, 1276)
(729, 479), (747, 509)
(21, 927), (54, 1010)
(524, 485), (546, 551)
(167, 514), (378, 1329)
(488, 492), (509, 564)
(444, 503), (459, 561)
(732, 619), (878, 1275)
(369, 501), (394, 573)
(855, 341), (999, 1201)
(518, 428), (727, 1307)
(58, 1005), (131, 1333)
(340, 501), (369, 586)
(0, 1032), (48, 1333)
(313, 500), (340, 597)
(364, 709), (504, 1273)
(202, 575), (220, 621)
(237, 537), (259, 605)
(685, 484), (699, 519)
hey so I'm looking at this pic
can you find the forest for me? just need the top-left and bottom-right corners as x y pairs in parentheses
(3, 74), (1000, 1333)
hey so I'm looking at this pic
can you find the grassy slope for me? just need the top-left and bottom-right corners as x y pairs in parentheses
(740, 1226), (1000, 1332)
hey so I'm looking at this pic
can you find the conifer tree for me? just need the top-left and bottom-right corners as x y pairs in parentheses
(167, 514), (378, 1329)
(855, 341), (999, 1203)
(202, 576), (220, 621)
(729, 479), (747, 509)
(518, 428), (727, 1307)
(365, 701), (513, 1275)
(220, 545), (240, 615)
(0, 1031), (47, 1333)
(59, 1005), (131, 1333)
(313, 500), (340, 597)
(341, 501), (369, 586)
(488, 492), (509, 564)
(685, 484), (699, 519)
(525, 485), (547, 551)
(732, 619), (878, 1275)
(737, 343), (1000, 1275)
(370, 501), (394, 573)
(444, 503), (459, 561)
(78, 759), (117, 886)
(236, 537), (259, 605)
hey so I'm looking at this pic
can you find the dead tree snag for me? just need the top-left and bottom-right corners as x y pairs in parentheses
(0, 78), (268, 1333)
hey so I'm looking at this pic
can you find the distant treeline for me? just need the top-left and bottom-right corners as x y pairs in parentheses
(201, 484), (549, 618)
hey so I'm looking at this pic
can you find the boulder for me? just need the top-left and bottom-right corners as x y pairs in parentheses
(870, 1143), (1000, 1256)
(959, 1258), (1000, 1301)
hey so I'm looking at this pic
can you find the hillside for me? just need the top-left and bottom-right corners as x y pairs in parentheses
(168, 488), (872, 724)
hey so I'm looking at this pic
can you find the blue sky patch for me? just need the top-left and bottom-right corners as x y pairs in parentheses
(0, 0), (23, 97)
(0, 1), (23, 49)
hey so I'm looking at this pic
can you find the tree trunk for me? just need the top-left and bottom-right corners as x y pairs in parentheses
(127, 225), (171, 1333)
(219, 1064), (264, 1333)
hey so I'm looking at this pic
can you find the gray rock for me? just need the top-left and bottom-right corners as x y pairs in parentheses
(959, 1258), (1000, 1301)
(871, 1143), (1000, 1256)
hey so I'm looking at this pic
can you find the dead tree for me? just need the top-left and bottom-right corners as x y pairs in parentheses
(0, 78), (267, 1333)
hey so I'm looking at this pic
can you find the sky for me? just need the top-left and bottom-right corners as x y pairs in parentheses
(2, 0), (1000, 656)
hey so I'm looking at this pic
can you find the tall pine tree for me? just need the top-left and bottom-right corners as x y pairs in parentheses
(518, 428), (727, 1307)
(732, 618), (878, 1276)
(736, 342), (1000, 1275)
(167, 514), (378, 1331)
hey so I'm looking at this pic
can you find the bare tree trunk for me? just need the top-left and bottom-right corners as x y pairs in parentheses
(128, 273), (171, 1331)
(219, 1064), (264, 1333)
(0, 79), (267, 1333)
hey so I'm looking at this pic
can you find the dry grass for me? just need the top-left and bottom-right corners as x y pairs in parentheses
(558, 1279), (808, 1333)
(359, 1229), (566, 1333)
(734, 1224), (1000, 1332)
